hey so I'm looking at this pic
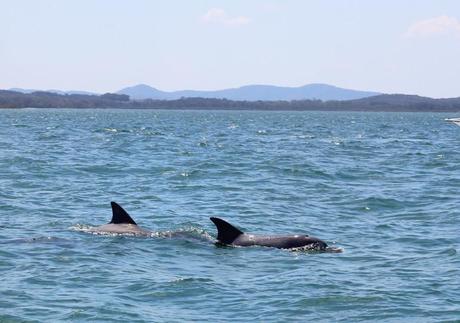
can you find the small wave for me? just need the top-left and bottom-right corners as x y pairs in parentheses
(295, 134), (316, 140)
(70, 224), (96, 233)
(155, 226), (214, 242)
(70, 224), (150, 237)
(169, 277), (214, 284)
(323, 136), (344, 146)
(70, 224), (214, 242)
(438, 247), (457, 256)
(1, 236), (70, 245)
(96, 127), (164, 136)
(357, 196), (406, 210)
(167, 169), (201, 180)
(325, 246), (343, 253)
(289, 244), (343, 253)
(70, 224), (92, 231)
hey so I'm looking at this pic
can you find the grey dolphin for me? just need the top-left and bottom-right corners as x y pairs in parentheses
(210, 217), (327, 250)
(88, 202), (152, 236)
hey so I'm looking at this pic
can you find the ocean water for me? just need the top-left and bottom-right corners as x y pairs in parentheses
(0, 109), (459, 322)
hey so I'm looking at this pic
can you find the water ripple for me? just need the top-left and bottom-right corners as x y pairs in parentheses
(0, 109), (459, 321)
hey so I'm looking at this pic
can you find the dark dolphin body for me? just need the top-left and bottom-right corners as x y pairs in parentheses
(210, 217), (328, 250)
(87, 202), (152, 236)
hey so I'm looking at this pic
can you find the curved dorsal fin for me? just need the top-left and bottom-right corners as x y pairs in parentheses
(210, 217), (243, 244)
(110, 202), (137, 225)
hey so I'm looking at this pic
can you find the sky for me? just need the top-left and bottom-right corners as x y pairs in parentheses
(1, 0), (460, 98)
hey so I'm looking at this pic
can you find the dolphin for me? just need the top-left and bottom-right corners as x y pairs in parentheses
(87, 202), (152, 236)
(210, 217), (328, 250)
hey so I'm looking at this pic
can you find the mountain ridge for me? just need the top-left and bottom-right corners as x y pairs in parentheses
(9, 88), (96, 96)
(116, 83), (380, 101)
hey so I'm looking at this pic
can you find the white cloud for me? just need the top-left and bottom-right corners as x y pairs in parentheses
(201, 8), (251, 27)
(404, 15), (460, 38)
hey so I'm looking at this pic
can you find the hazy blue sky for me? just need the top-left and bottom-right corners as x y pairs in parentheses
(1, 0), (460, 97)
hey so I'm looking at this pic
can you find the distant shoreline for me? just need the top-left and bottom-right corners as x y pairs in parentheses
(3, 107), (460, 114)
(1, 90), (460, 112)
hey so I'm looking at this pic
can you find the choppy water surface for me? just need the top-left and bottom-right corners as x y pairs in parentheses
(1, 109), (459, 322)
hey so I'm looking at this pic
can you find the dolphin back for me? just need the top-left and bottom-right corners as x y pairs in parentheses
(110, 202), (137, 225)
(210, 217), (243, 244)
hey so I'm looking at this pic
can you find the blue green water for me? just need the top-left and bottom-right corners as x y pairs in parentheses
(1, 109), (459, 322)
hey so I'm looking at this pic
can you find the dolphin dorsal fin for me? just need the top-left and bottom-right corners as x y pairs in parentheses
(110, 202), (137, 225)
(210, 217), (243, 244)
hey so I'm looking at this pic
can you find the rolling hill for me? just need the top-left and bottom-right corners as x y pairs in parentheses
(117, 83), (380, 101)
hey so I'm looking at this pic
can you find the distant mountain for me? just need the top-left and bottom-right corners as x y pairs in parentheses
(116, 84), (167, 100)
(117, 83), (380, 101)
(8, 84), (380, 101)
(9, 88), (96, 96)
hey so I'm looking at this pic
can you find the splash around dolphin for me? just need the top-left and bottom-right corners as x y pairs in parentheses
(210, 217), (329, 251)
(83, 202), (212, 242)
(87, 202), (152, 236)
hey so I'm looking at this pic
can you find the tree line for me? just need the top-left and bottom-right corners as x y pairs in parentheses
(1, 90), (460, 112)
